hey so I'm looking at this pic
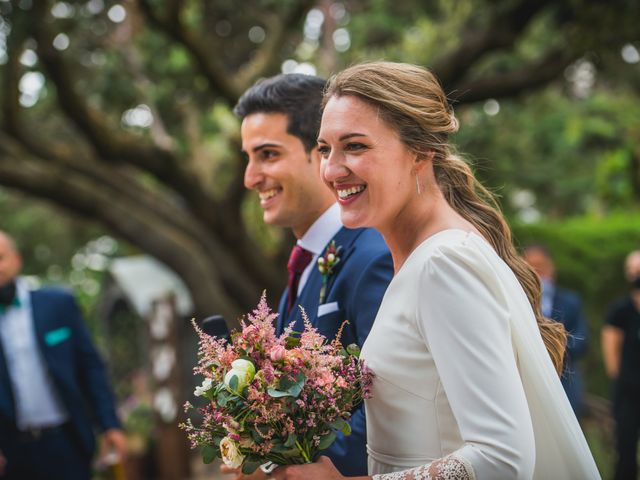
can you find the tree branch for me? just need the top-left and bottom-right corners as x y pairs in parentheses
(0, 134), (264, 318)
(7, 3), (279, 297)
(0, 18), (212, 251)
(449, 47), (576, 104)
(120, 45), (175, 151)
(235, 0), (316, 88)
(0, 7), (27, 137)
(28, 1), (227, 231)
(433, 0), (553, 88)
(136, 0), (240, 103)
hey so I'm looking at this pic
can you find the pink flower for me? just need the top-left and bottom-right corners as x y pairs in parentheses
(269, 345), (286, 362)
(316, 370), (335, 387)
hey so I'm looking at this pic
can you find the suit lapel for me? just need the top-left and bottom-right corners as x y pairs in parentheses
(318, 227), (362, 300)
(282, 228), (365, 333)
(30, 291), (49, 354)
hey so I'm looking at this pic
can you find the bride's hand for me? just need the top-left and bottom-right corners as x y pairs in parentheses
(270, 456), (344, 480)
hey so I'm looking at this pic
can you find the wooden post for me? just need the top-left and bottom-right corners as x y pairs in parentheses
(147, 295), (191, 480)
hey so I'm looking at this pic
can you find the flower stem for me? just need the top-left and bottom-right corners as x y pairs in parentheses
(295, 440), (311, 463)
(319, 279), (327, 304)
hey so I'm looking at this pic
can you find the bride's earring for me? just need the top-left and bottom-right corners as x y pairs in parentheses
(415, 175), (422, 195)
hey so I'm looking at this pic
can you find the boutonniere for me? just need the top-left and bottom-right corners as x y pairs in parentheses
(317, 240), (342, 304)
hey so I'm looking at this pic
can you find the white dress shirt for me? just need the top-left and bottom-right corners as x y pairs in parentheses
(0, 278), (69, 430)
(295, 203), (343, 296)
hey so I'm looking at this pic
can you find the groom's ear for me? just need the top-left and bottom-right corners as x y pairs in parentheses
(308, 145), (321, 165)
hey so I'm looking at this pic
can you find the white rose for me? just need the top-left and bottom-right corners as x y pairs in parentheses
(193, 377), (213, 397)
(220, 436), (245, 469)
(224, 360), (256, 395)
(231, 359), (256, 376)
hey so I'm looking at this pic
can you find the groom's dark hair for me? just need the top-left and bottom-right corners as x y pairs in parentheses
(233, 73), (327, 152)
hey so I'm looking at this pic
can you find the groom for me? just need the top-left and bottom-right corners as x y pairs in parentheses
(225, 74), (393, 478)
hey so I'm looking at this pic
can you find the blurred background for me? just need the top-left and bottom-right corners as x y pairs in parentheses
(0, 0), (638, 478)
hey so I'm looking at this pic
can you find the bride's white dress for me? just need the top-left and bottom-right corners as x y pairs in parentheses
(361, 230), (600, 479)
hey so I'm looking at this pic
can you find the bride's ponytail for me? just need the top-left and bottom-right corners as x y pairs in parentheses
(435, 153), (566, 373)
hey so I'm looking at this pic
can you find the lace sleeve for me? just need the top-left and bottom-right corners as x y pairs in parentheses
(371, 454), (475, 480)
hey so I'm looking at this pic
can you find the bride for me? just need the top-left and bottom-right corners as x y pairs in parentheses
(271, 61), (600, 480)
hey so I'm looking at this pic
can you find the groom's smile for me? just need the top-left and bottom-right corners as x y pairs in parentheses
(241, 112), (336, 238)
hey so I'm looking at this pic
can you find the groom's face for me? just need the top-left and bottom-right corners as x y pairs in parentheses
(242, 112), (332, 238)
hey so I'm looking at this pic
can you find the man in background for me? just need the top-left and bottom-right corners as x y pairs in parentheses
(523, 244), (589, 417)
(0, 231), (126, 479)
(221, 74), (393, 479)
(602, 250), (640, 480)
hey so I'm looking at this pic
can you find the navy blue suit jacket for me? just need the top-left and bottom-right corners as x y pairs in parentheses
(0, 287), (120, 457)
(551, 287), (589, 416)
(278, 227), (393, 476)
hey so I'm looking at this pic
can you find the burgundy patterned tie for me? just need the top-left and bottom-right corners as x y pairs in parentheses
(286, 245), (313, 314)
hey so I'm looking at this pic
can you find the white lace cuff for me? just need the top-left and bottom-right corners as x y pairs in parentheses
(371, 453), (476, 480)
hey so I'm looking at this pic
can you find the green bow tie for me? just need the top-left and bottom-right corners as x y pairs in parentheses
(0, 296), (21, 314)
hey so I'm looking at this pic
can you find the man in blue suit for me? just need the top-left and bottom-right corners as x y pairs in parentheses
(523, 245), (589, 417)
(0, 231), (126, 479)
(220, 74), (393, 479)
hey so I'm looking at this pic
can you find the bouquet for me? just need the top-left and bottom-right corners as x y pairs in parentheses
(181, 294), (373, 474)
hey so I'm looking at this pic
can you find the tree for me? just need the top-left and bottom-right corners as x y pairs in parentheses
(0, 0), (638, 324)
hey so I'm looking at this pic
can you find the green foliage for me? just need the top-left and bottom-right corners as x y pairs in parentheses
(583, 420), (615, 480)
(513, 212), (640, 397)
(201, 444), (217, 464)
(267, 371), (306, 398)
(329, 418), (351, 436)
(317, 431), (336, 450)
(242, 195), (287, 256)
(241, 457), (263, 474)
(455, 86), (640, 219)
(121, 401), (155, 451)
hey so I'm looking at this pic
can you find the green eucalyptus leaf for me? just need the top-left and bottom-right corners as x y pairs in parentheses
(242, 458), (263, 474)
(280, 372), (306, 397)
(285, 336), (301, 349)
(329, 418), (351, 436)
(267, 388), (291, 398)
(271, 444), (299, 455)
(346, 343), (361, 357)
(284, 433), (298, 448)
(250, 429), (266, 443)
(318, 431), (337, 450)
(202, 444), (217, 464)
(229, 374), (239, 392)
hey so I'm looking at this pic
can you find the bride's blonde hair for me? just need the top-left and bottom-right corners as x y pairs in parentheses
(324, 62), (566, 373)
